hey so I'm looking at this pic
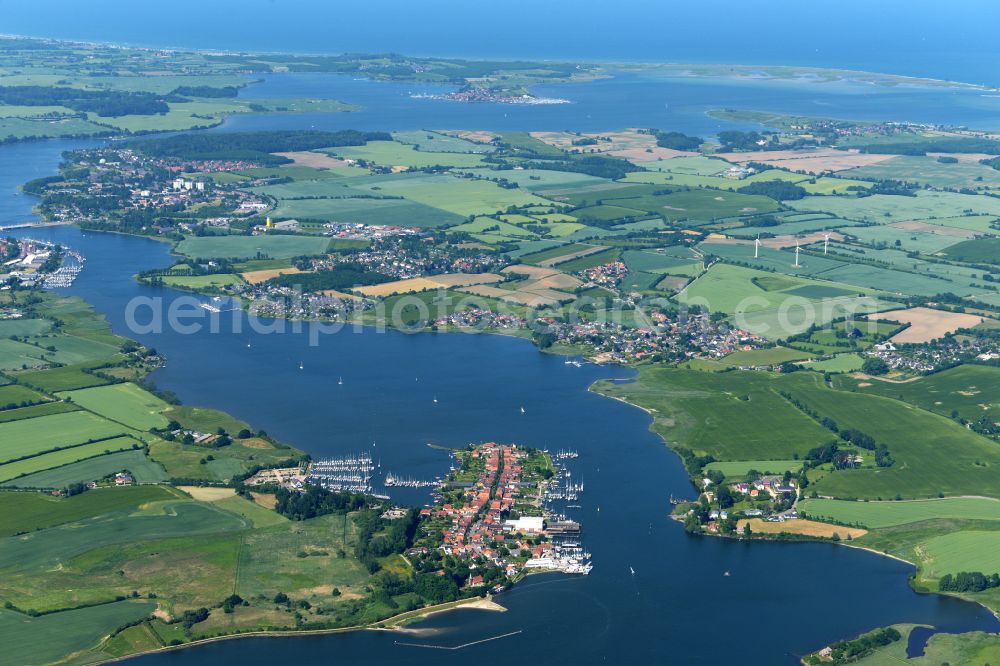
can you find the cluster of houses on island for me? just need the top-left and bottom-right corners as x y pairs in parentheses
(421, 442), (588, 582)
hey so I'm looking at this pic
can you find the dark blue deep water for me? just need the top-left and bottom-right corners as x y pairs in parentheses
(1, 26), (999, 659)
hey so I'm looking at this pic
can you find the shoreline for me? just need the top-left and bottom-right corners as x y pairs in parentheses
(586, 373), (1000, 634)
(93, 596), (507, 665)
(0, 33), (989, 92)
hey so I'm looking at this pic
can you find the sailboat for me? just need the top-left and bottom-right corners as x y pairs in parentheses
(630, 565), (636, 576)
(433, 396), (438, 404)
(299, 361), (304, 370)
(520, 407), (525, 414)
(338, 376), (343, 385)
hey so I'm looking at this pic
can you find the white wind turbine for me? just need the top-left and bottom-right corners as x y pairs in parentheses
(754, 234), (761, 259)
(794, 242), (801, 268)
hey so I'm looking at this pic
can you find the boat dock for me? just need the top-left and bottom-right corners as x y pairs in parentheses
(307, 453), (375, 493)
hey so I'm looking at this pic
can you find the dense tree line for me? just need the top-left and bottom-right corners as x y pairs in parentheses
(525, 155), (640, 180)
(267, 263), (391, 292)
(655, 131), (703, 151)
(0, 85), (170, 117)
(353, 507), (420, 573)
(846, 136), (1000, 155)
(273, 484), (368, 520)
(128, 130), (391, 165)
(938, 571), (1000, 592)
(716, 130), (776, 152)
(855, 179), (917, 197)
(817, 627), (901, 664)
(737, 180), (806, 200)
(170, 85), (240, 98)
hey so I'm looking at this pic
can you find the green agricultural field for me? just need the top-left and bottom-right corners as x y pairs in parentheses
(214, 494), (287, 528)
(505, 239), (566, 259)
(0, 116), (109, 140)
(0, 318), (52, 337)
(460, 167), (608, 192)
(2, 449), (167, 488)
(784, 374), (1000, 500)
(910, 215), (1000, 235)
(15, 363), (112, 392)
(0, 384), (47, 409)
(676, 263), (868, 317)
(844, 225), (965, 254)
(250, 179), (364, 199)
(174, 235), (332, 260)
(0, 600), (156, 666)
(0, 486), (181, 537)
(0, 411), (128, 464)
(22, 334), (121, 366)
(621, 171), (731, 188)
(699, 241), (847, 277)
(622, 249), (702, 275)
(703, 460), (804, 478)
(619, 189), (780, 223)
(496, 131), (566, 157)
(164, 406), (250, 437)
(544, 182), (662, 207)
(0, 500), (247, 612)
(593, 367), (832, 460)
(571, 204), (649, 222)
(798, 176), (873, 195)
(0, 401), (80, 423)
(236, 513), (370, 605)
(348, 172), (552, 218)
(786, 190), (1000, 224)
(519, 243), (591, 264)
(0, 338), (60, 370)
(804, 353), (864, 373)
(0, 436), (142, 482)
(921, 531), (1000, 577)
(59, 383), (170, 430)
(835, 364), (1000, 422)
(842, 155), (1000, 190)
(270, 195), (461, 227)
(236, 166), (346, 180)
(702, 240), (976, 299)
(392, 130), (495, 153)
(720, 346), (814, 367)
(161, 274), (244, 290)
(148, 438), (294, 482)
(616, 218), (671, 233)
(941, 236), (1000, 264)
(736, 297), (904, 339)
(799, 497), (1000, 528)
(555, 247), (622, 271)
(324, 140), (487, 168)
(450, 216), (538, 239)
(736, 216), (862, 238)
(9, 529), (243, 616)
(817, 259), (979, 298)
(644, 155), (731, 175)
